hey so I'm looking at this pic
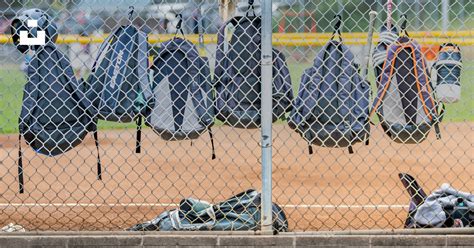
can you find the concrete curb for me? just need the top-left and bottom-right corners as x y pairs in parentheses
(0, 232), (473, 247)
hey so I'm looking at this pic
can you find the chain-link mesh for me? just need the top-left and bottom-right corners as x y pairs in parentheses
(0, 0), (472, 232)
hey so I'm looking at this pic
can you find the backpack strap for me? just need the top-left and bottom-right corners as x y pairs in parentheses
(411, 41), (437, 121)
(334, 43), (357, 154)
(91, 29), (117, 73)
(137, 30), (152, 101)
(370, 43), (403, 118)
(135, 115), (142, 153)
(93, 131), (102, 180)
(53, 47), (103, 177)
(433, 102), (445, 139)
(19, 48), (42, 131)
(187, 44), (216, 160)
(17, 48), (43, 194)
(135, 30), (149, 154)
(208, 127), (216, 160)
(308, 144), (313, 155)
(214, 21), (230, 88)
(330, 15), (343, 42)
(214, 16), (244, 88)
(18, 134), (24, 193)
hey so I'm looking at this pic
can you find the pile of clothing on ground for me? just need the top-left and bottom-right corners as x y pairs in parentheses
(400, 173), (473, 228)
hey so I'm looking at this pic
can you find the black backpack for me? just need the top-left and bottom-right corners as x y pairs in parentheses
(288, 33), (371, 154)
(214, 14), (293, 129)
(18, 44), (100, 193)
(85, 24), (151, 153)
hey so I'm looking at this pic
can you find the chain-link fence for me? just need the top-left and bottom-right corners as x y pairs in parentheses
(0, 0), (472, 232)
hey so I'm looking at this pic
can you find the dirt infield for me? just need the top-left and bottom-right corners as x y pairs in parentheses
(0, 122), (472, 231)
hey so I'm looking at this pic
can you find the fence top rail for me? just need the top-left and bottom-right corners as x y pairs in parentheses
(1, 30), (473, 46)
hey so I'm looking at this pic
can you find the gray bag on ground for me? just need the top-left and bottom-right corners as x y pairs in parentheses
(126, 189), (288, 233)
(399, 173), (473, 228)
(414, 184), (473, 228)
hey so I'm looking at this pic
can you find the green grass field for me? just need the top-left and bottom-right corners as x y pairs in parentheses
(0, 62), (472, 134)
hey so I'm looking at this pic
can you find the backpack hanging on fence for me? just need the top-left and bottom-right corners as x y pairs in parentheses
(126, 189), (288, 233)
(214, 2), (293, 129)
(288, 15), (370, 154)
(17, 44), (100, 193)
(147, 16), (215, 159)
(433, 43), (463, 103)
(85, 7), (151, 153)
(370, 16), (443, 144)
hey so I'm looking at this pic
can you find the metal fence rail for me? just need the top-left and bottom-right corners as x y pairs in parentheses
(0, 0), (472, 232)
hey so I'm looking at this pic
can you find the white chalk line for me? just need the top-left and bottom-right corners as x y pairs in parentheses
(0, 203), (408, 209)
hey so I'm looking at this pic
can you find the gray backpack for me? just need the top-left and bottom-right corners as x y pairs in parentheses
(288, 37), (371, 154)
(147, 37), (215, 159)
(18, 44), (100, 193)
(85, 24), (151, 153)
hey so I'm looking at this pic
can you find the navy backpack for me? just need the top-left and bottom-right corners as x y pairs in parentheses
(289, 23), (370, 154)
(85, 23), (151, 153)
(18, 44), (100, 193)
(214, 11), (293, 129)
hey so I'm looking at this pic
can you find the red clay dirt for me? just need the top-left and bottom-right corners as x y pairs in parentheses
(0, 123), (472, 231)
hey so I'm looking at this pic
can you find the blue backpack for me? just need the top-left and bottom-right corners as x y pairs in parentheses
(85, 24), (151, 153)
(147, 37), (215, 159)
(18, 44), (100, 193)
(289, 38), (371, 154)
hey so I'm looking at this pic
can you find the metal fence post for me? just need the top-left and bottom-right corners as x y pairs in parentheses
(260, 0), (274, 234)
(442, 0), (449, 32)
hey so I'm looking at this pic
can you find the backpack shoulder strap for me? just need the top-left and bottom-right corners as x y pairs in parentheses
(19, 48), (42, 129)
(294, 41), (333, 120)
(336, 43), (357, 118)
(409, 40), (437, 121)
(91, 28), (119, 72)
(214, 19), (233, 85)
(50, 45), (94, 113)
(137, 30), (152, 101)
(369, 42), (403, 118)
(214, 17), (245, 84)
